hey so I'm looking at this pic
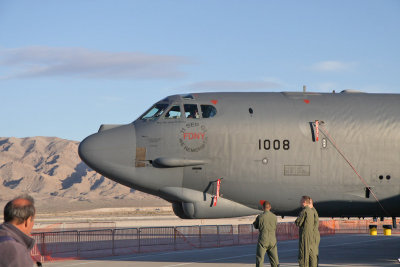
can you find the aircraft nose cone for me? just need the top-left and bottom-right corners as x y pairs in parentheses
(78, 124), (136, 176)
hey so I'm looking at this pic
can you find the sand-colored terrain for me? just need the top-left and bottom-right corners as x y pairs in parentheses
(33, 208), (260, 230)
(0, 136), (169, 213)
(31, 207), (297, 231)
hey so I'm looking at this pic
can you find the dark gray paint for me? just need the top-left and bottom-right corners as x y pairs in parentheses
(79, 91), (400, 219)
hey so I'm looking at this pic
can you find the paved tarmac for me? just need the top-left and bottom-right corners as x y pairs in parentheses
(45, 234), (400, 267)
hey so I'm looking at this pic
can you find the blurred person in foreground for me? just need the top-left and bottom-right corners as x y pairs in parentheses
(253, 201), (279, 267)
(0, 195), (38, 267)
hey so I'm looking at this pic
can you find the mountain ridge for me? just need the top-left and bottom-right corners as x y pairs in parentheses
(0, 136), (167, 212)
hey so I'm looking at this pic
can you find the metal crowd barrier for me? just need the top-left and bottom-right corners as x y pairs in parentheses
(31, 224), (236, 262)
(30, 219), (399, 263)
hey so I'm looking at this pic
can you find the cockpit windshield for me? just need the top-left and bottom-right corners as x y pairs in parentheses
(140, 103), (169, 120)
(201, 105), (217, 118)
(139, 97), (218, 121)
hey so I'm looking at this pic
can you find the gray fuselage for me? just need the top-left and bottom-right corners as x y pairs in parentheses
(79, 91), (400, 218)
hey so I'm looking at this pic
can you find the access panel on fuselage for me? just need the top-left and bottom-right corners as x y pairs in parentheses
(180, 116), (212, 192)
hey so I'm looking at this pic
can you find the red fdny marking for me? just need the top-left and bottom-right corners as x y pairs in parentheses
(211, 100), (218, 105)
(183, 132), (206, 140)
(303, 99), (310, 104)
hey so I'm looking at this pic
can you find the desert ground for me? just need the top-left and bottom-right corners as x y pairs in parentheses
(31, 205), (299, 232)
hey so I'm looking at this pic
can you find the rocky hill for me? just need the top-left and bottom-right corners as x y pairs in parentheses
(0, 137), (168, 212)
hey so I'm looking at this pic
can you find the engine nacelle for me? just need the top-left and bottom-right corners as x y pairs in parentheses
(165, 187), (260, 219)
(172, 202), (192, 219)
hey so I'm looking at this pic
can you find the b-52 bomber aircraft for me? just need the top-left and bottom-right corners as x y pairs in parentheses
(79, 90), (400, 225)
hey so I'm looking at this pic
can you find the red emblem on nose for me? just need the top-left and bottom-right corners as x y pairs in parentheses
(211, 100), (218, 105)
(303, 99), (310, 104)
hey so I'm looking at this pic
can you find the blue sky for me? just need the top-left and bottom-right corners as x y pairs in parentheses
(1, 1), (399, 141)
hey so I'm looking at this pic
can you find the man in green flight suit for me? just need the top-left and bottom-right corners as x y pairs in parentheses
(309, 198), (320, 267)
(253, 201), (279, 267)
(295, 196), (316, 267)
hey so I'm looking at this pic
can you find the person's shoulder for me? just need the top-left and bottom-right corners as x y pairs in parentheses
(304, 206), (313, 215)
(0, 239), (33, 267)
(0, 235), (19, 256)
(312, 207), (319, 214)
(259, 211), (270, 219)
(311, 207), (317, 213)
(310, 207), (318, 215)
(0, 223), (20, 240)
(300, 206), (308, 213)
(264, 211), (277, 220)
(0, 223), (8, 233)
(0, 225), (14, 240)
(254, 213), (262, 222)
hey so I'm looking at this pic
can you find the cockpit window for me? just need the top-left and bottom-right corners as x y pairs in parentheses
(184, 104), (200, 119)
(164, 105), (181, 119)
(140, 103), (169, 120)
(201, 105), (217, 118)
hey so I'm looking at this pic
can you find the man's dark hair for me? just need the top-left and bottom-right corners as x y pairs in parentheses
(301, 195), (311, 204)
(263, 201), (271, 210)
(4, 195), (35, 224)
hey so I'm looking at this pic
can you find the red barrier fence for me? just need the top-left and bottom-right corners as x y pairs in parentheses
(30, 219), (399, 263)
